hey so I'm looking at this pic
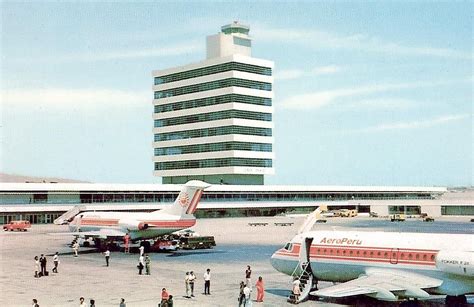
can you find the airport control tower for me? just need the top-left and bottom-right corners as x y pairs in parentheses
(152, 22), (274, 185)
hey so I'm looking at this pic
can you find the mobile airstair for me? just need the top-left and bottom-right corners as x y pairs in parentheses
(53, 205), (86, 225)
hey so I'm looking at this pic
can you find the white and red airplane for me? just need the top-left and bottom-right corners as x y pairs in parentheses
(271, 207), (474, 305)
(58, 180), (210, 243)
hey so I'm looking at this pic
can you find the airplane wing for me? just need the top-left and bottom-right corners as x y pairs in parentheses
(312, 269), (443, 301)
(50, 229), (126, 239)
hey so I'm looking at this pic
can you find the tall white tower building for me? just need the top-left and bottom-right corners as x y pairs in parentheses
(152, 22), (274, 185)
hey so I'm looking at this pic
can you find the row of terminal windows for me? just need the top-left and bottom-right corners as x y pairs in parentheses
(154, 78), (272, 99)
(154, 126), (272, 142)
(154, 62), (272, 85)
(314, 248), (435, 262)
(154, 141), (272, 156)
(154, 110), (272, 127)
(154, 158), (273, 171)
(154, 94), (272, 113)
(0, 192), (435, 205)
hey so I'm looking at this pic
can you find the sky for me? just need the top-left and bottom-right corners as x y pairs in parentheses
(1, 1), (472, 187)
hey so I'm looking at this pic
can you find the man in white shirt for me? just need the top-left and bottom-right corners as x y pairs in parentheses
(243, 284), (252, 307)
(138, 255), (144, 275)
(73, 241), (79, 257)
(52, 252), (59, 273)
(104, 249), (110, 267)
(203, 268), (211, 295)
(139, 245), (145, 257)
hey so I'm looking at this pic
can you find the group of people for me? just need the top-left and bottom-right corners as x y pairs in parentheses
(238, 265), (265, 306)
(183, 268), (211, 298)
(137, 246), (151, 275)
(34, 252), (60, 278)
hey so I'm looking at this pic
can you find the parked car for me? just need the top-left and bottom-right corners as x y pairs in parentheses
(423, 216), (435, 222)
(3, 220), (31, 231)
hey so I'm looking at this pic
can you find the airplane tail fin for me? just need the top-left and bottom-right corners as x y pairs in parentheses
(297, 205), (327, 234)
(156, 180), (211, 217)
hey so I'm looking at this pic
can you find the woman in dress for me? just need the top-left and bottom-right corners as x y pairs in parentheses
(255, 276), (264, 302)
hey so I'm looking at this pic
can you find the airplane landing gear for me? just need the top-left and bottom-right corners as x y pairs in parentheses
(445, 295), (467, 306)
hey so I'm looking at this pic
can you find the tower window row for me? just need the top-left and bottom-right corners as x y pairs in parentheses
(154, 78), (272, 99)
(154, 141), (272, 156)
(154, 61), (272, 85)
(154, 110), (272, 128)
(154, 94), (271, 113)
(154, 158), (273, 171)
(154, 126), (272, 142)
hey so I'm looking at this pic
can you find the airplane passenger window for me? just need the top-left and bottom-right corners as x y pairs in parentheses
(423, 255), (427, 260)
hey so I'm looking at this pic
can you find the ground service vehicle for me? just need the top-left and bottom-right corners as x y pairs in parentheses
(390, 214), (406, 222)
(3, 220), (31, 231)
(179, 236), (216, 250)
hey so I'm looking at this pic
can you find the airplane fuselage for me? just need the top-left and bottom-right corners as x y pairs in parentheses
(69, 211), (196, 241)
(271, 230), (474, 296)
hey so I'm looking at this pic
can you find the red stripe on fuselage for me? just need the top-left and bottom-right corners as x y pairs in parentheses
(275, 243), (437, 267)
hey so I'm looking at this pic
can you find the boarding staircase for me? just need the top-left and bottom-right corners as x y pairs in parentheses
(287, 261), (318, 303)
(53, 205), (86, 225)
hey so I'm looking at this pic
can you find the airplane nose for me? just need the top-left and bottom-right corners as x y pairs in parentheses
(270, 251), (280, 271)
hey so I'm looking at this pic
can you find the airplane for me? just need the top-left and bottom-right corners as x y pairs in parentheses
(54, 180), (210, 247)
(270, 207), (474, 305)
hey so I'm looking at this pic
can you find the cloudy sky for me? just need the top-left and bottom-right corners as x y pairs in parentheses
(1, 1), (472, 186)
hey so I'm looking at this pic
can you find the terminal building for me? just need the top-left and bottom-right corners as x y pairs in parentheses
(152, 22), (274, 185)
(1, 182), (473, 224)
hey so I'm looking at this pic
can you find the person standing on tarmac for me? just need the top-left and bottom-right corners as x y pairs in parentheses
(185, 272), (190, 298)
(188, 271), (196, 297)
(145, 254), (151, 275)
(73, 241), (80, 257)
(203, 268), (211, 295)
(245, 265), (252, 289)
(52, 252), (60, 273)
(104, 249), (110, 267)
(34, 256), (40, 278)
(39, 254), (47, 276)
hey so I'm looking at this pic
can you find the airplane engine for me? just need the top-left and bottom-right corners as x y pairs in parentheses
(436, 251), (474, 276)
(119, 219), (149, 231)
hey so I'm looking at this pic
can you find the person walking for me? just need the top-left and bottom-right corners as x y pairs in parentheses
(32, 298), (40, 307)
(255, 276), (264, 302)
(238, 281), (246, 307)
(137, 255), (144, 275)
(245, 265), (252, 289)
(79, 297), (86, 307)
(104, 249), (110, 267)
(203, 268), (211, 295)
(188, 271), (196, 297)
(34, 256), (40, 278)
(73, 241), (79, 257)
(119, 298), (126, 307)
(52, 252), (59, 273)
(39, 254), (47, 276)
(243, 283), (252, 307)
(184, 272), (190, 298)
(89, 299), (95, 307)
(145, 254), (151, 275)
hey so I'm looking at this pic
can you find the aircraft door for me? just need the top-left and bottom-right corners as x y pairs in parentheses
(390, 248), (399, 264)
(299, 237), (313, 265)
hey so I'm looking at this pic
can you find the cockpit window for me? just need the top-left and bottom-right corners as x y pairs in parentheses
(284, 243), (293, 251)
